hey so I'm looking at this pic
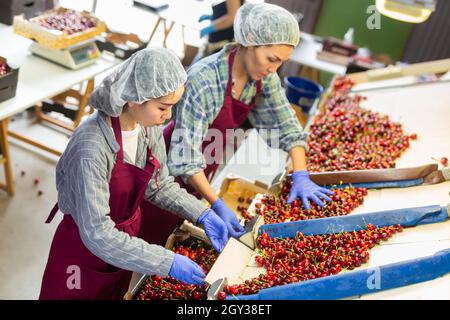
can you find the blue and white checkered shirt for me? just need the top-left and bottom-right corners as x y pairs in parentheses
(167, 43), (308, 182)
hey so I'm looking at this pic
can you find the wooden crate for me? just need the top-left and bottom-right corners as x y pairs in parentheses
(13, 7), (106, 50)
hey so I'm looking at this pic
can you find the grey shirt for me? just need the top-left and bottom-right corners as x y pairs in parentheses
(55, 111), (208, 276)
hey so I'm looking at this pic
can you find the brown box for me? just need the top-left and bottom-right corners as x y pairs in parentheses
(124, 228), (208, 300)
(95, 31), (147, 60)
(0, 56), (19, 103)
(181, 44), (199, 68)
(217, 175), (268, 219)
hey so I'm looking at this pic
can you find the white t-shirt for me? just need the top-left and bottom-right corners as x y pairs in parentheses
(112, 124), (141, 164)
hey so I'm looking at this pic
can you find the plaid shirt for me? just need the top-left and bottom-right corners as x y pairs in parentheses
(167, 43), (308, 181)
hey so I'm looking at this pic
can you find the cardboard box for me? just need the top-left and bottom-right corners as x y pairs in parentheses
(95, 31), (146, 60)
(124, 227), (209, 300)
(217, 174), (268, 219)
(0, 56), (19, 103)
(181, 44), (199, 68)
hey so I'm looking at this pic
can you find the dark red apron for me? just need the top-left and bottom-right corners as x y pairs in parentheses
(39, 116), (160, 300)
(139, 47), (261, 245)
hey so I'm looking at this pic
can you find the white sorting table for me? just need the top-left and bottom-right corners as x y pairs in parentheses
(289, 33), (347, 78)
(214, 79), (450, 299)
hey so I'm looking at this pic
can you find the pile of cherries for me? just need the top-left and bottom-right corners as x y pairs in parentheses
(218, 224), (403, 299)
(38, 10), (97, 34)
(242, 177), (368, 224)
(0, 62), (10, 77)
(135, 240), (218, 300)
(306, 77), (415, 172)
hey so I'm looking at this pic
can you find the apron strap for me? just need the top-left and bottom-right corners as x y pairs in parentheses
(110, 116), (124, 163)
(145, 147), (160, 189)
(45, 203), (60, 224)
(224, 47), (238, 106)
(144, 127), (161, 189)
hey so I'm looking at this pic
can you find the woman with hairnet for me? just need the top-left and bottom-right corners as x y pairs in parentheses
(39, 48), (228, 300)
(151, 3), (334, 241)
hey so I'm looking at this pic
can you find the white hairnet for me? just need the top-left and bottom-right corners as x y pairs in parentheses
(89, 47), (187, 116)
(234, 3), (300, 47)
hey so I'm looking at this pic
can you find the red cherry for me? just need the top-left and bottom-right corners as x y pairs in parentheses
(217, 291), (227, 300)
(192, 291), (202, 300)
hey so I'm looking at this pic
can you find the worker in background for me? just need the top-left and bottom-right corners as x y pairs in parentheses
(194, 0), (244, 63)
(139, 3), (334, 247)
(39, 48), (228, 300)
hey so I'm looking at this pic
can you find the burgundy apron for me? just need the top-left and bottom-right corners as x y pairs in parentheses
(139, 47), (261, 245)
(39, 116), (160, 300)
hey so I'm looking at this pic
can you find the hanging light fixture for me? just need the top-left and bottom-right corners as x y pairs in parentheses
(375, 0), (436, 23)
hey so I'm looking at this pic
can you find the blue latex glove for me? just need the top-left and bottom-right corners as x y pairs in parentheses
(168, 253), (205, 285)
(211, 198), (245, 239)
(198, 14), (213, 22)
(287, 170), (334, 210)
(198, 209), (228, 252)
(200, 24), (216, 38)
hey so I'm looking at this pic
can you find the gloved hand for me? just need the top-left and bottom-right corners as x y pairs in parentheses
(287, 170), (334, 210)
(198, 209), (228, 252)
(198, 14), (213, 22)
(200, 24), (216, 38)
(211, 198), (245, 238)
(169, 253), (205, 285)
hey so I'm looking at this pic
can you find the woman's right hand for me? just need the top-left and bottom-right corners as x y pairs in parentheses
(168, 253), (205, 285)
(211, 199), (245, 238)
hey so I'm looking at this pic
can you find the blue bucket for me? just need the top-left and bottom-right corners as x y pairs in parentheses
(284, 76), (323, 113)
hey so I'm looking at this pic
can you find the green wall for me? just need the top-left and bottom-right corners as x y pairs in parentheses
(311, 0), (415, 87)
(314, 0), (414, 61)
